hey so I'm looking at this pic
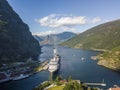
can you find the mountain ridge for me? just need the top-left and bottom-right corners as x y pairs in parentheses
(0, 0), (41, 63)
(61, 19), (120, 50)
(61, 19), (120, 71)
(34, 32), (76, 45)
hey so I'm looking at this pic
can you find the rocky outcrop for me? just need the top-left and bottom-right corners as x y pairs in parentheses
(97, 46), (120, 71)
(0, 0), (41, 63)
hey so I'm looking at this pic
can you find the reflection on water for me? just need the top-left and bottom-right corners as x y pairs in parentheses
(1, 45), (120, 90)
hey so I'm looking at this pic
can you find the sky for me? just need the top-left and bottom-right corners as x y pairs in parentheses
(7, 0), (120, 36)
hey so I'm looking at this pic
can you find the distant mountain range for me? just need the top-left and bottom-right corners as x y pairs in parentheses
(61, 19), (120, 71)
(34, 32), (76, 45)
(0, 0), (40, 63)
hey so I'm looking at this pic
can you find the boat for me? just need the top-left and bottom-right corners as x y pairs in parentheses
(48, 48), (60, 73)
(0, 72), (10, 83)
(13, 74), (29, 80)
(81, 57), (85, 60)
(91, 56), (97, 60)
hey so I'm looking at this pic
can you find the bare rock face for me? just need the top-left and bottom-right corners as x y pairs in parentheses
(0, 0), (41, 62)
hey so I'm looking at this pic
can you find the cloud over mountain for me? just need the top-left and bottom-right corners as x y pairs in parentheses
(92, 17), (101, 23)
(32, 30), (57, 36)
(36, 14), (102, 28)
(35, 14), (102, 33)
(37, 14), (87, 28)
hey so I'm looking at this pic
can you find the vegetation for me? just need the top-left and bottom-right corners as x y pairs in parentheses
(55, 75), (62, 82)
(98, 46), (120, 70)
(0, 19), (7, 26)
(61, 19), (120, 71)
(0, 0), (41, 63)
(63, 81), (81, 90)
(48, 86), (64, 90)
(33, 76), (98, 90)
(33, 81), (51, 90)
(34, 60), (48, 72)
(61, 19), (120, 50)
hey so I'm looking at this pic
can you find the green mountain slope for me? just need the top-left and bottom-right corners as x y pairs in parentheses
(61, 19), (120, 71)
(61, 19), (120, 50)
(98, 46), (120, 71)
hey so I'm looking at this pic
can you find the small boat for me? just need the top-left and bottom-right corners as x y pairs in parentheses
(81, 57), (85, 60)
(13, 74), (29, 80)
(91, 56), (97, 60)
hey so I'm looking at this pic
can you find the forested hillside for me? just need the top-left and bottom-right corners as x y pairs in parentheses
(61, 19), (120, 71)
(61, 19), (120, 50)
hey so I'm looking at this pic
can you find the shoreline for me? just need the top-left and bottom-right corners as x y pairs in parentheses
(97, 62), (120, 73)
(61, 45), (107, 52)
(34, 60), (49, 72)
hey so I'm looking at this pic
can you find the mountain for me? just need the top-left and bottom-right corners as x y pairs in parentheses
(34, 32), (76, 45)
(61, 19), (120, 50)
(61, 19), (120, 71)
(98, 46), (120, 71)
(0, 0), (41, 63)
(34, 35), (43, 42)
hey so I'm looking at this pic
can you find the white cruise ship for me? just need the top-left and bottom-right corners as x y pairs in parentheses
(48, 48), (60, 73)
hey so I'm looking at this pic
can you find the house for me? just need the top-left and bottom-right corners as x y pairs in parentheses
(109, 88), (120, 90)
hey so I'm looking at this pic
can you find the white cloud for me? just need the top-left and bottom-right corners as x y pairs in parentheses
(92, 17), (101, 23)
(32, 30), (57, 36)
(35, 14), (102, 34)
(37, 14), (87, 28)
(61, 26), (76, 32)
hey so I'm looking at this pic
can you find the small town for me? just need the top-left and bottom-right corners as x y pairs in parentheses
(0, 58), (43, 83)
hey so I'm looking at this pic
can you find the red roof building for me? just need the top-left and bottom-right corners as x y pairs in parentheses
(109, 88), (120, 90)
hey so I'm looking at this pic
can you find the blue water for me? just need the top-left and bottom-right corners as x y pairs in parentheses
(0, 45), (120, 90)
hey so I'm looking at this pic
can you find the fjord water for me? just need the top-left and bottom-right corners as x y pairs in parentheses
(1, 45), (120, 90)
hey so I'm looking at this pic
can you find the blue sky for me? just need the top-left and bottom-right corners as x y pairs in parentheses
(7, 0), (120, 35)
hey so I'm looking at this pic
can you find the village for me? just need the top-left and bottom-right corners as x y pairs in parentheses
(0, 58), (48, 83)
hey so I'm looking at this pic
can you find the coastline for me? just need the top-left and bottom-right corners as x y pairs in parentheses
(97, 60), (120, 73)
(70, 46), (120, 73)
(34, 60), (49, 72)
(62, 46), (107, 52)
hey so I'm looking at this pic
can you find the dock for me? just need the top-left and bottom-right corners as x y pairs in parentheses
(35, 60), (49, 72)
(42, 64), (49, 70)
(85, 83), (106, 86)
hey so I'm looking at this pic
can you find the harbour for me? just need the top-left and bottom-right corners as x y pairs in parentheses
(1, 45), (120, 90)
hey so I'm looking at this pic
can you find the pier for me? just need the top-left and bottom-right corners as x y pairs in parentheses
(85, 83), (106, 86)
(49, 72), (53, 81)
(34, 60), (49, 72)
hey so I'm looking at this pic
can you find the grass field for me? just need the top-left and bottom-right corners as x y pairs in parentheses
(48, 86), (64, 90)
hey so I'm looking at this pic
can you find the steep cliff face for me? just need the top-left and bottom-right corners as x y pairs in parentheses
(0, 0), (41, 62)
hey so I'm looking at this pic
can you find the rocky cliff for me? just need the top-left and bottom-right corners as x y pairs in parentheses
(0, 0), (41, 63)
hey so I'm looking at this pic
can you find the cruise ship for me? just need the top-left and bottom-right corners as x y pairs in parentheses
(48, 48), (60, 73)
